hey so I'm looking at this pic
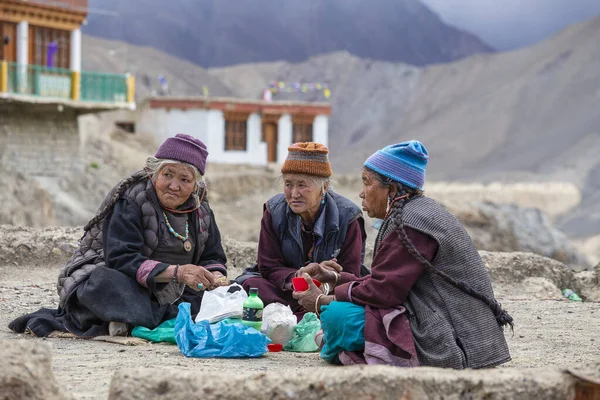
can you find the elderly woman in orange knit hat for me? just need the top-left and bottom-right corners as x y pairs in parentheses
(236, 142), (367, 319)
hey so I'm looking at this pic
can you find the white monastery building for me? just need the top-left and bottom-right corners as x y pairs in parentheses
(136, 97), (331, 165)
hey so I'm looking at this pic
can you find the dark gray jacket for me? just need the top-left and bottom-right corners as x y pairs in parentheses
(267, 191), (365, 267)
(235, 191), (368, 284)
(378, 195), (511, 369)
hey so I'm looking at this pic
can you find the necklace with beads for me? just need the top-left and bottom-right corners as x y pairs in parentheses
(163, 212), (192, 252)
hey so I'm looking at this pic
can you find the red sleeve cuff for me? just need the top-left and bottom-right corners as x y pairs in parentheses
(137, 260), (162, 288)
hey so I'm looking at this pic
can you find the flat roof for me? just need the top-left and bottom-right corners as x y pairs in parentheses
(146, 96), (332, 116)
(0, 93), (135, 113)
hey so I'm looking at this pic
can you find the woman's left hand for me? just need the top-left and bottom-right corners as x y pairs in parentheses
(296, 263), (335, 285)
(211, 271), (230, 287)
(292, 273), (324, 312)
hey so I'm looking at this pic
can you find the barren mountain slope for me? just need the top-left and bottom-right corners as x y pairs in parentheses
(82, 35), (233, 100)
(85, 0), (493, 68)
(389, 16), (600, 237)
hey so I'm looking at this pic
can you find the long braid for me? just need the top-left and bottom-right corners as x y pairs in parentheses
(390, 190), (514, 331)
(82, 172), (146, 233)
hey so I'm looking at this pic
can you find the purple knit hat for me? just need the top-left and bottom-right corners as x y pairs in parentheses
(155, 133), (209, 175)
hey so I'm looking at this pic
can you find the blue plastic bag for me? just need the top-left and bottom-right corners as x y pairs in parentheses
(175, 302), (270, 358)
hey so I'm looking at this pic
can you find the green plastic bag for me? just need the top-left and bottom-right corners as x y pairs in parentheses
(132, 317), (244, 344)
(283, 312), (321, 352)
(132, 318), (177, 343)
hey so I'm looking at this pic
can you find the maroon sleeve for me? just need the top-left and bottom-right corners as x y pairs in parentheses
(334, 218), (365, 280)
(257, 209), (298, 291)
(334, 227), (438, 309)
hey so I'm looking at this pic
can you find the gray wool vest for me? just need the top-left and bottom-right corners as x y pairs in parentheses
(56, 170), (212, 308)
(267, 192), (365, 268)
(376, 195), (511, 369)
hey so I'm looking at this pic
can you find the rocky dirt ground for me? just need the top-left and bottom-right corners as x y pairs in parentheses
(1, 237), (599, 400)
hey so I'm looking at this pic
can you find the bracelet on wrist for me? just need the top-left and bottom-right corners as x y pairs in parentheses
(172, 264), (180, 284)
(315, 294), (325, 317)
(333, 272), (340, 288)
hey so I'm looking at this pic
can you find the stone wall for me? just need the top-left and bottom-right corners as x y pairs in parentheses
(108, 365), (587, 400)
(0, 106), (83, 177)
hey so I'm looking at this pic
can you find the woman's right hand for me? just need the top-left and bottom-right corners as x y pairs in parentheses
(177, 264), (217, 291)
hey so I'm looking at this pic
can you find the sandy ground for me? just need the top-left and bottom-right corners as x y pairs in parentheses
(1, 263), (599, 400)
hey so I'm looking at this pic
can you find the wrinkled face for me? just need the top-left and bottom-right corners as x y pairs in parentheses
(283, 174), (325, 221)
(154, 163), (197, 209)
(359, 168), (390, 219)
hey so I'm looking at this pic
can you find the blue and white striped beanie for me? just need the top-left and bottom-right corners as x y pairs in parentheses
(364, 140), (429, 190)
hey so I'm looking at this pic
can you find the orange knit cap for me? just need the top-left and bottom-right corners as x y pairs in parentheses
(281, 142), (332, 178)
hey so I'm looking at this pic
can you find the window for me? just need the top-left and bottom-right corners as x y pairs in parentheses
(32, 26), (70, 69)
(292, 115), (315, 143)
(224, 112), (248, 151)
(115, 121), (135, 133)
(292, 123), (313, 143)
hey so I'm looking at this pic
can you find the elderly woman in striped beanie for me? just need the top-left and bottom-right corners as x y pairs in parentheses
(237, 142), (367, 320)
(294, 140), (512, 369)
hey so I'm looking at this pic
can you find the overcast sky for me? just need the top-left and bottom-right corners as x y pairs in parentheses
(421, 0), (600, 50)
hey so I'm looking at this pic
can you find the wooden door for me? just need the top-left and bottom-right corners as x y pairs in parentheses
(0, 22), (17, 62)
(264, 123), (278, 163)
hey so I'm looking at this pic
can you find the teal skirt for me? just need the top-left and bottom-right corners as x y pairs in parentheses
(320, 301), (366, 363)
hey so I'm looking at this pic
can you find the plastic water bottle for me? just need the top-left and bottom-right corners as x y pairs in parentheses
(562, 289), (583, 302)
(242, 288), (264, 331)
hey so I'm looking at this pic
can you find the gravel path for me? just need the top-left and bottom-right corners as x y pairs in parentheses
(1, 264), (599, 400)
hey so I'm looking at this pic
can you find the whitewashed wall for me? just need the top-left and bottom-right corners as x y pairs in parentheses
(277, 114), (293, 164)
(137, 108), (209, 147)
(70, 29), (82, 72)
(16, 21), (28, 66)
(313, 115), (329, 147)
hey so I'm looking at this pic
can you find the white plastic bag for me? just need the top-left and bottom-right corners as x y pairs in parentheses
(261, 303), (297, 345)
(195, 284), (248, 324)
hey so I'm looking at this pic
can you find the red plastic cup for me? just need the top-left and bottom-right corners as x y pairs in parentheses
(268, 343), (283, 352)
(292, 277), (321, 292)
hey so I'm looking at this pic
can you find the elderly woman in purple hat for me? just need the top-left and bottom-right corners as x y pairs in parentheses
(10, 134), (228, 338)
(294, 140), (512, 369)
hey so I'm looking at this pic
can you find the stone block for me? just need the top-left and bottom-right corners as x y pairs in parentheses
(109, 365), (578, 400)
(0, 340), (69, 400)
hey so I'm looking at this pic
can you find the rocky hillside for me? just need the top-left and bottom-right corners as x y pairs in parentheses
(82, 36), (233, 100)
(85, 0), (492, 68)
(2, 127), (585, 267)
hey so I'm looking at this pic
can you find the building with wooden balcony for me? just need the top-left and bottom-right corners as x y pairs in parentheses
(0, 0), (134, 107)
(0, 0), (135, 180)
